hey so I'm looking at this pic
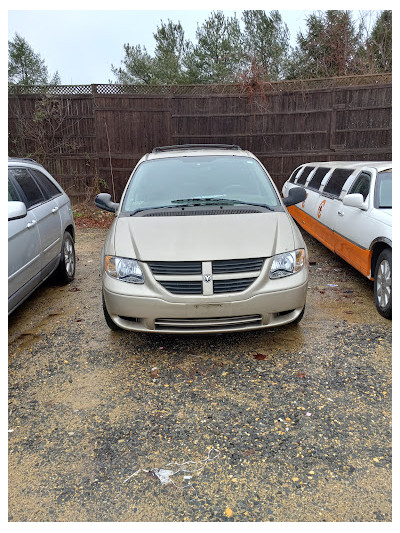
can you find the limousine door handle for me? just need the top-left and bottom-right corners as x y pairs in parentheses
(338, 210), (344, 217)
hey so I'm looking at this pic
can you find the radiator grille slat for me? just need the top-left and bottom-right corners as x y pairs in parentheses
(212, 258), (264, 273)
(158, 280), (203, 294)
(148, 261), (202, 275)
(213, 278), (257, 293)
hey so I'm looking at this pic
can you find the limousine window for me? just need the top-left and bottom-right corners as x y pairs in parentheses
(296, 166), (314, 185)
(349, 172), (371, 201)
(322, 168), (353, 197)
(288, 167), (301, 183)
(375, 170), (392, 209)
(307, 167), (330, 191)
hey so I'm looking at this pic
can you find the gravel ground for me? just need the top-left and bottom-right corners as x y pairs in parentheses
(8, 226), (392, 523)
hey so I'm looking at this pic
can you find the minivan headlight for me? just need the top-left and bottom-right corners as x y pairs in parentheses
(105, 256), (144, 284)
(270, 249), (306, 279)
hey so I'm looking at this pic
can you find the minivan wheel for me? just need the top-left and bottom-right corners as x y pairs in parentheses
(374, 248), (392, 319)
(102, 292), (121, 330)
(291, 306), (305, 325)
(56, 231), (75, 284)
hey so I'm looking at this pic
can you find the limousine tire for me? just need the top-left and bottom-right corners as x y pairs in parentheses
(56, 231), (75, 284)
(374, 248), (392, 320)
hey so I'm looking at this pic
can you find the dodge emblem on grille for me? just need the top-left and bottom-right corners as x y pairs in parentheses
(203, 275), (212, 283)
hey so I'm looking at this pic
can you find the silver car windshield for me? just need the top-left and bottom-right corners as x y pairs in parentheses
(121, 156), (280, 214)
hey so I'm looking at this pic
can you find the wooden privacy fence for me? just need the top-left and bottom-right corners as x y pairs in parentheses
(8, 74), (392, 203)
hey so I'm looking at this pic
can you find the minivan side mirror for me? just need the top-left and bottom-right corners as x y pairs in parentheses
(8, 201), (27, 221)
(282, 187), (307, 207)
(342, 193), (367, 210)
(95, 193), (119, 213)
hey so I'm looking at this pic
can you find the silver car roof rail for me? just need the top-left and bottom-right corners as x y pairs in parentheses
(152, 144), (242, 153)
(8, 157), (43, 166)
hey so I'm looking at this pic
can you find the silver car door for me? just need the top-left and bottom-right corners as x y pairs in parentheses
(8, 177), (41, 305)
(11, 167), (62, 275)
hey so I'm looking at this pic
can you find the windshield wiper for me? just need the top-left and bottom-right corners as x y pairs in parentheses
(171, 197), (274, 210)
(128, 205), (176, 215)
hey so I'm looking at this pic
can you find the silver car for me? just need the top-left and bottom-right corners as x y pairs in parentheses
(8, 158), (76, 314)
(95, 144), (308, 334)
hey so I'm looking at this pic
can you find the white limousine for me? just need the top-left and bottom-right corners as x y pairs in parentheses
(282, 161), (392, 319)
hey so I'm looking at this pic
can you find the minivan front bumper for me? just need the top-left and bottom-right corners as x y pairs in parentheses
(102, 271), (308, 333)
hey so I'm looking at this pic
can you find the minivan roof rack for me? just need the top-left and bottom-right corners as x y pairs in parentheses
(152, 144), (242, 153)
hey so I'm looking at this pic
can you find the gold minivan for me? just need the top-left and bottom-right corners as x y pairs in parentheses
(95, 145), (308, 333)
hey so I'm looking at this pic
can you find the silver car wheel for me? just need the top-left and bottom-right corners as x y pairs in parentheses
(376, 258), (391, 308)
(64, 235), (75, 277)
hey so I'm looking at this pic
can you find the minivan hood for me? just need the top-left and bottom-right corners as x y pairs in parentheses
(113, 212), (296, 261)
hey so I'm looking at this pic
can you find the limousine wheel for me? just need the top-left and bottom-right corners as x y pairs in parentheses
(374, 248), (392, 320)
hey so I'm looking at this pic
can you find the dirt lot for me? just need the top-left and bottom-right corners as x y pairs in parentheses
(8, 225), (392, 522)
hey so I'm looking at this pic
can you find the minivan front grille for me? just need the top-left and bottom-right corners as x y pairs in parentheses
(148, 261), (202, 275)
(213, 278), (257, 293)
(147, 258), (264, 295)
(212, 258), (264, 273)
(158, 280), (203, 294)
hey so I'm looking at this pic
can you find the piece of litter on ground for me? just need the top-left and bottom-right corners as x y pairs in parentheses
(152, 468), (177, 485)
(124, 447), (220, 488)
(327, 284), (338, 287)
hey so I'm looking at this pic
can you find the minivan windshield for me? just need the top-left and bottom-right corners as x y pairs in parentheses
(121, 156), (280, 214)
(375, 170), (392, 209)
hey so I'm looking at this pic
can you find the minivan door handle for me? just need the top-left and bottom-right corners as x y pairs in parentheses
(52, 206), (59, 213)
(27, 220), (37, 228)
(337, 210), (344, 217)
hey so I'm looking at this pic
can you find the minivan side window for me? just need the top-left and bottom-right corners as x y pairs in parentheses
(30, 168), (62, 200)
(348, 172), (371, 201)
(296, 166), (314, 185)
(322, 168), (353, 198)
(307, 167), (330, 191)
(9, 168), (45, 209)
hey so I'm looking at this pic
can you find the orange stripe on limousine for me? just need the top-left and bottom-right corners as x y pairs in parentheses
(288, 205), (373, 279)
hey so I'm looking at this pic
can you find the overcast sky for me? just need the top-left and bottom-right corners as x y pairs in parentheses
(7, 5), (319, 85)
(7, 3), (388, 85)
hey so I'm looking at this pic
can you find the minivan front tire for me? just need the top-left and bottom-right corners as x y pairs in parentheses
(102, 292), (121, 330)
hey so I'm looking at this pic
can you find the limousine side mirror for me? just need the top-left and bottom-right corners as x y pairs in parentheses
(95, 193), (119, 213)
(282, 187), (307, 207)
(343, 193), (368, 211)
(8, 201), (27, 221)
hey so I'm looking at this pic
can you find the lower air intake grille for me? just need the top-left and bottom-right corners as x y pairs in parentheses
(154, 315), (263, 331)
